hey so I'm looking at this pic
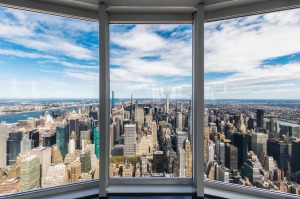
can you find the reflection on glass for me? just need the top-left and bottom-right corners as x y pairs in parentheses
(109, 24), (192, 177)
(204, 8), (300, 195)
(0, 7), (99, 195)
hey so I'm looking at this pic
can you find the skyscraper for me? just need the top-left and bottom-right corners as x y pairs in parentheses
(20, 155), (40, 191)
(135, 107), (144, 131)
(225, 143), (238, 171)
(31, 147), (51, 188)
(233, 133), (248, 169)
(80, 150), (91, 173)
(176, 112), (183, 131)
(7, 131), (22, 165)
(29, 130), (39, 148)
(93, 127), (99, 158)
(56, 123), (69, 159)
(0, 123), (7, 168)
(20, 137), (34, 153)
(267, 139), (288, 171)
(291, 139), (300, 173)
(69, 110), (80, 148)
(124, 124), (136, 157)
(43, 132), (56, 147)
(185, 140), (192, 177)
(256, 109), (264, 128)
(252, 132), (268, 158)
(215, 139), (225, 166)
(151, 121), (158, 150)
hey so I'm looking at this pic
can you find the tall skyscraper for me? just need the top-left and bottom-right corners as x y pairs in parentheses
(43, 132), (56, 147)
(69, 110), (80, 149)
(151, 121), (158, 150)
(94, 127), (99, 158)
(267, 139), (288, 171)
(233, 133), (248, 169)
(0, 123), (7, 168)
(176, 112), (183, 131)
(31, 147), (51, 188)
(135, 107), (144, 131)
(208, 142), (215, 162)
(256, 109), (264, 128)
(252, 132), (268, 158)
(68, 139), (76, 154)
(29, 130), (39, 148)
(225, 143), (238, 171)
(215, 139), (225, 166)
(153, 151), (164, 173)
(112, 91), (115, 109)
(166, 94), (169, 114)
(124, 124), (136, 157)
(291, 139), (300, 173)
(56, 123), (69, 159)
(185, 140), (192, 177)
(7, 131), (22, 165)
(20, 155), (40, 191)
(176, 131), (187, 153)
(80, 150), (91, 173)
(20, 137), (34, 153)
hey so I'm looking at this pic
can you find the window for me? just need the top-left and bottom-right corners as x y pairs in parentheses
(0, 7), (99, 195)
(204, 8), (300, 196)
(109, 24), (193, 178)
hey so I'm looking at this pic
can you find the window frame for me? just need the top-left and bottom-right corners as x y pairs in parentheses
(0, 1), (300, 198)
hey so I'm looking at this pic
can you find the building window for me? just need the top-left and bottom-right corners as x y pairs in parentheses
(204, 8), (300, 195)
(0, 7), (99, 195)
(109, 24), (193, 178)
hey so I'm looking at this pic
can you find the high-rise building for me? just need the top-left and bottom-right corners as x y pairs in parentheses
(0, 123), (7, 168)
(80, 150), (91, 173)
(291, 139), (300, 173)
(124, 124), (136, 157)
(112, 91), (115, 109)
(256, 109), (264, 128)
(70, 162), (81, 183)
(185, 140), (192, 177)
(93, 127), (99, 158)
(141, 153), (147, 175)
(217, 165), (229, 183)
(240, 158), (262, 185)
(7, 131), (22, 165)
(215, 139), (225, 166)
(232, 133), (248, 169)
(151, 121), (158, 150)
(29, 130), (39, 148)
(153, 151), (164, 173)
(51, 144), (63, 164)
(43, 132), (56, 147)
(69, 110), (80, 148)
(20, 137), (34, 153)
(44, 164), (67, 188)
(267, 139), (288, 171)
(252, 132), (268, 158)
(20, 155), (40, 191)
(176, 112), (183, 131)
(208, 142), (215, 162)
(68, 139), (76, 154)
(30, 147), (51, 188)
(80, 130), (90, 149)
(135, 107), (144, 131)
(176, 131), (187, 153)
(179, 148), (185, 177)
(225, 143), (238, 171)
(56, 123), (69, 159)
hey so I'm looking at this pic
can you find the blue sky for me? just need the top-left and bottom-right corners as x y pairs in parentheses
(1, 7), (300, 99)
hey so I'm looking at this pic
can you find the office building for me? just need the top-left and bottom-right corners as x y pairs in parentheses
(215, 139), (225, 166)
(153, 151), (164, 173)
(176, 131), (187, 153)
(94, 127), (99, 158)
(291, 139), (300, 173)
(232, 133), (248, 169)
(267, 139), (288, 171)
(56, 123), (69, 159)
(29, 130), (39, 148)
(80, 130), (90, 149)
(252, 132), (268, 158)
(7, 131), (22, 165)
(257, 109), (264, 128)
(43, 132), (56, 147)
(44, 164), (67, 188)
(0, 124), (7, 168)
(31, 147), (51, 188)
(20, 155), (40, 191)
(135, 107), (144, 130)
(70, 162), (81, 183)
(225, 143), (238, 171)
(68, 139), (76, 154)
(177, 112), (183, 131)
(80, 150), (91, 173)
(240, 158), (262, 185)
(124, 124), (136, 157)
(185, 140), (192, 177)
(20, 137), (34, 153)
(69, 110), (80, 148)
(179, 148), (185, 177)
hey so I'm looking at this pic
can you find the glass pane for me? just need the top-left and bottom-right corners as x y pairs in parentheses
(204, 8), (300, 196)
(0, 7), (99, 195)
(110, 24), (192, 178)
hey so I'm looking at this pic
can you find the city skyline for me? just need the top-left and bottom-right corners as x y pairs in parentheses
(0, 8), (300, 99)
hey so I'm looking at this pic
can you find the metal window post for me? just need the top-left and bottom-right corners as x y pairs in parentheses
(193, 4), (204, 198)
(99, 3), (109, 198)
